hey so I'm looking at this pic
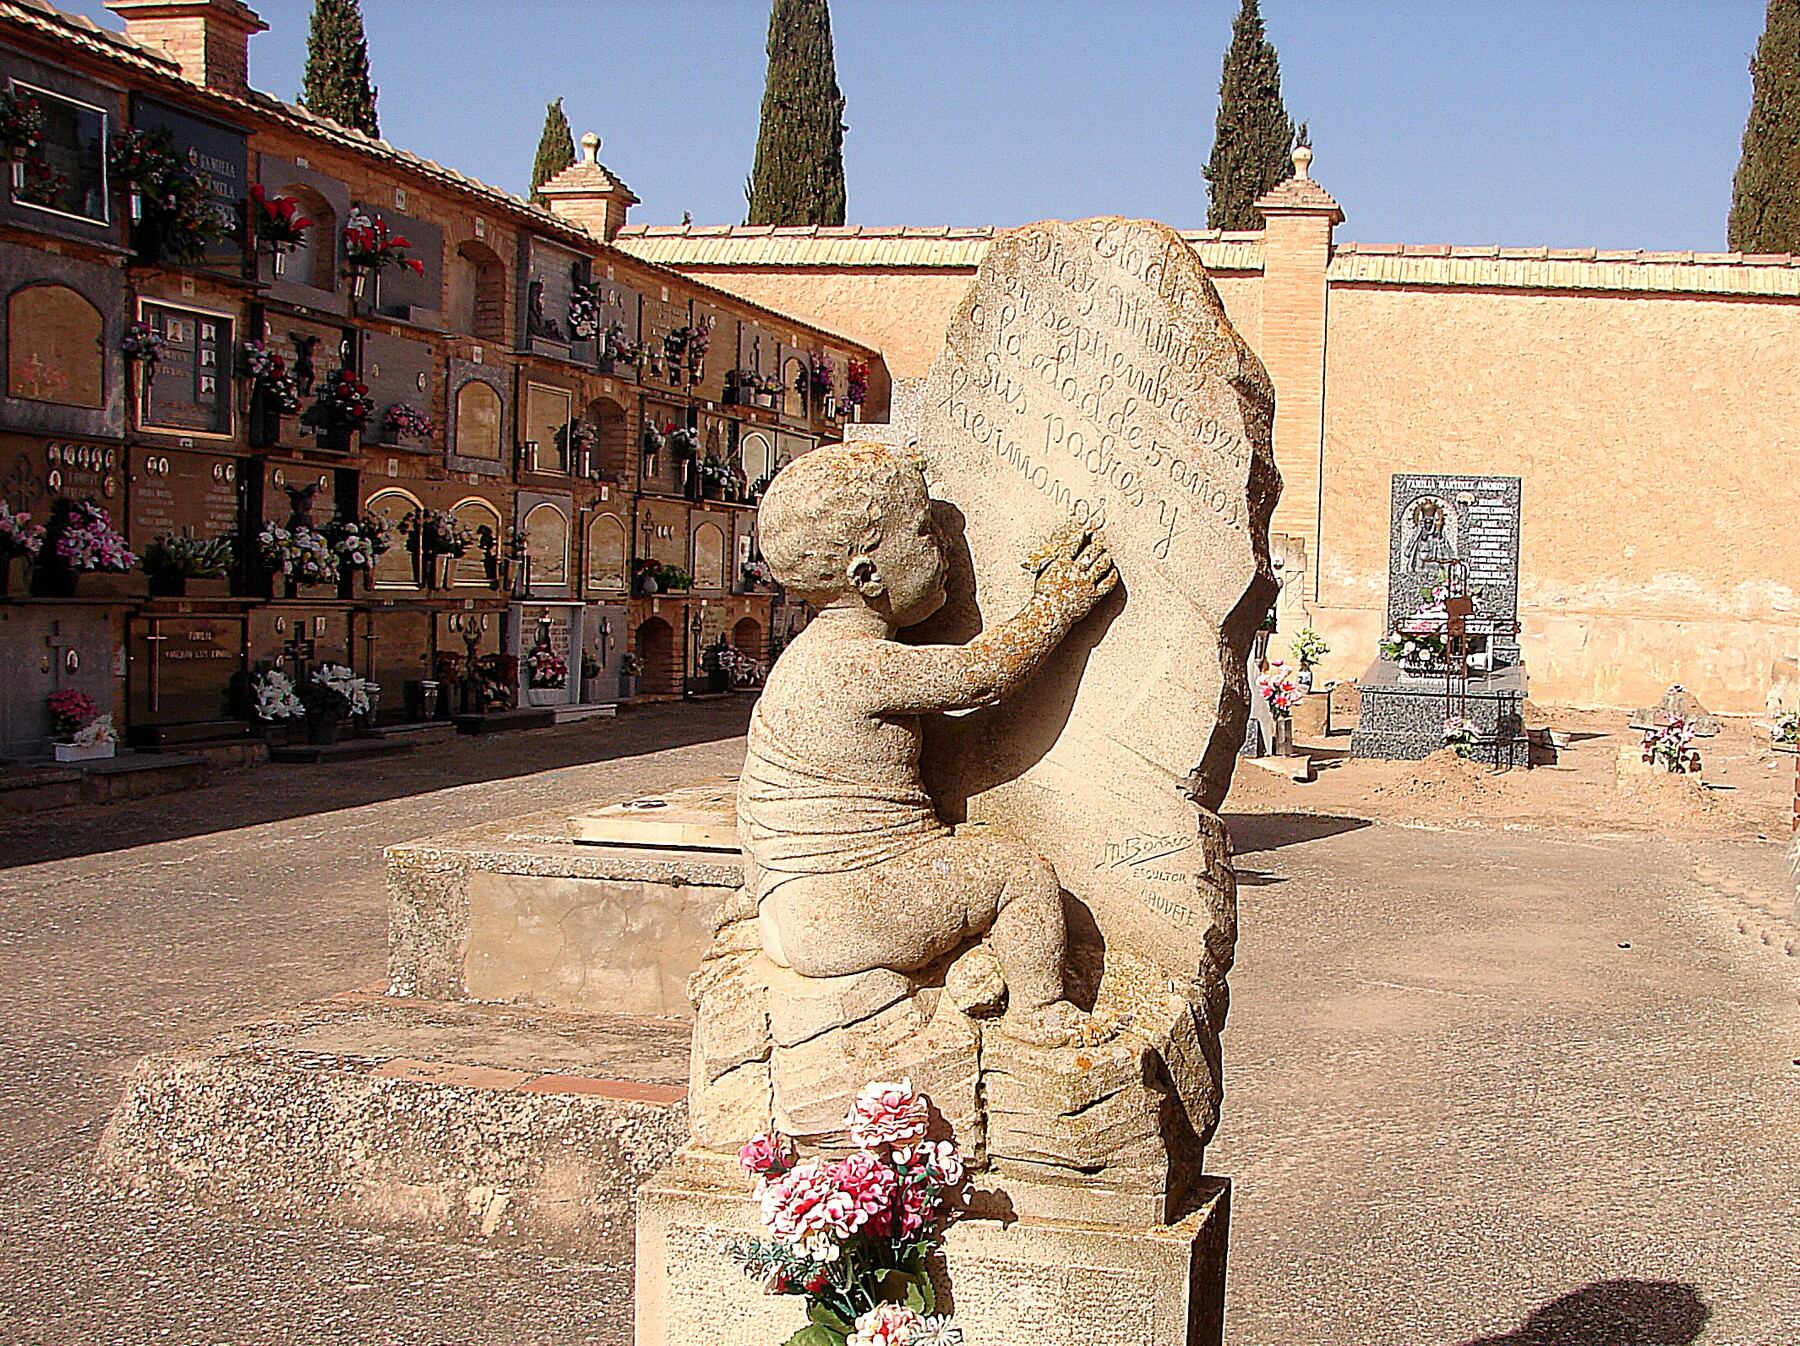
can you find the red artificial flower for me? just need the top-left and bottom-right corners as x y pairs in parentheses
(406, 257), (425, 275)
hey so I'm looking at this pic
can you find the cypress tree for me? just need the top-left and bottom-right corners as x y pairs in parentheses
(1728, 0), (1800, 253)
(745, 0), (847, 227)
(301, 0), (380, 138)
(1205, 0), (1298, 231)
(530, 97), (577, 200)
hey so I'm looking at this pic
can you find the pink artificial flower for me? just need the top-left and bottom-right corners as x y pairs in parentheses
(760, 1158), (858, 1260)
(848, 1077), (929, 1152)
(831, 1151), (899, 1237)
(896, 1178), (930, 1238)
(738, 1132), (791, 1178)
(848, 1302), (923, 1346)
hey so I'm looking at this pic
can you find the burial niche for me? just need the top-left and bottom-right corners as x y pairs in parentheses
(7, 283), (103, 408)
(585, 512), (628, 593)
(523, 501), (569, 588)
(634, 616), (676, 696)
(692, 521), (726, 591)
(453, 379), (503, 462)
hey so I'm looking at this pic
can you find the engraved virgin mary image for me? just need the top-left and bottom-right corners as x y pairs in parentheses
(1403, 496), (1457, 576)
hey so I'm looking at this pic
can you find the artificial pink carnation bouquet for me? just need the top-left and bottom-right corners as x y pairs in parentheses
(729, 1078), (966, 1346)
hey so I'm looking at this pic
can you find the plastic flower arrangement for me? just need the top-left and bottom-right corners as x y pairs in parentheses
(141, 533), (232, 579)
(325, 514), (391, 572)
(248, 183), (312, 253)
(687, 315), (714, 369)
(808, 350), (836, 399)
(107, 126), (231, 260)
(342, 209), (426, 275)
(1380, 627), (1447, 668)
(14, 153), (66, 207)
(742, 558), (776, 590)
(0, 88), (46, 159)
(1257, 662), (1303, 717)
(668, 424), (700, 456)
(70, 714), (117, 748)
(717, 644), (766, 688)
(525, 647), (568, 688)
(314, 368), (375, 428)
(302, 663), (374, 719)
(404, 508), (474, 559)
(568, 279), (605, 340)
(251, 669), (304, 721)
(0, 499), (44, 558)
(47, 689), (99, 736)
(258, 522), (339, 586)
(1291, 628), (1330, 670)
(845, 358), (870, 408)
(729, 1078), (966, 1346)
(603, 321), (644, 365)
(1772, 710), (1799, 747)
(381, 403), (435, 441)
(120, 321), (167, 366)
(1642, 715), (1701, 774)
(45, 499), (134, 572)
(1442, 716), (1479, 758)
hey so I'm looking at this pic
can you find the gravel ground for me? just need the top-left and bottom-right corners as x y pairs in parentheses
(0, 697), (1794, 1345)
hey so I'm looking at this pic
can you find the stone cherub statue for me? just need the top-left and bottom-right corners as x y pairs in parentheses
(740, 441), (1116, 1044)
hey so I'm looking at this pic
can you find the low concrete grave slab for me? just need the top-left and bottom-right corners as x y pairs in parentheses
(386, 784), (742, 1018)
(95, 991), (690, 1258)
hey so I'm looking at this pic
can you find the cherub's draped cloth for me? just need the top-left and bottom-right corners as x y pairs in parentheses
(738, 701), (941, 902)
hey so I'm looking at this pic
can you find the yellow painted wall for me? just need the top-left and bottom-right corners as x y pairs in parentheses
(1315, 284), (1800, 710)
(659, 259), (1799, 712)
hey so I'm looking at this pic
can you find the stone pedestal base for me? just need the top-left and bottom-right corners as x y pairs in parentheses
(634, 1156), (1230, 1346)
(1351, 657), (1530, 766)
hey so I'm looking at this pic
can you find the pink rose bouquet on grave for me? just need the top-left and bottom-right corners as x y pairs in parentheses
(728, 1077), (967, 1346)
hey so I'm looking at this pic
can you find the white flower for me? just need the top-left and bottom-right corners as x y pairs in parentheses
(913, 1316), (964, 1346)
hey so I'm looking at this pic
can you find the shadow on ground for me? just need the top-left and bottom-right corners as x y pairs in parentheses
(1455, 1280), (1708, 1346)
(1225, 810), (1372, 857)
(0, 697), (753, 870)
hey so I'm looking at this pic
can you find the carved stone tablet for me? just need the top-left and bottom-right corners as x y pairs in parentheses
(913, 219), (1278, 1106)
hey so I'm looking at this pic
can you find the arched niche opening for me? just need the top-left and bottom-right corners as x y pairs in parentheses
(449, 496), (502, 588)
(269, 183), (336, 291)
(365, 486), (423, 590)
(523, 501), (570, 589)
(692, 522), (727, 591)
(7, 283), (103, 408)
(453, 379), (504, 462)
(585, 512), (628, 593)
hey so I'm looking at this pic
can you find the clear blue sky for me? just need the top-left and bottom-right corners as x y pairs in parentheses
(64, 0), (1768, 250)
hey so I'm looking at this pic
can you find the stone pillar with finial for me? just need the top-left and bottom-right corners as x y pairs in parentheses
(1254, 144), (1343, 604)
(536, 132), (641, 242)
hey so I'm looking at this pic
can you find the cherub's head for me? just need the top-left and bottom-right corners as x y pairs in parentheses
(758, 441), (947, 627)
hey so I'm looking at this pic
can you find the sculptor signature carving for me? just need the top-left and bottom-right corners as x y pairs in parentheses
(739, 441), (1116, 1045)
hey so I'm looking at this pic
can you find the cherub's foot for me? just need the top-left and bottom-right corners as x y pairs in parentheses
(994, 1000), (1117, 1048)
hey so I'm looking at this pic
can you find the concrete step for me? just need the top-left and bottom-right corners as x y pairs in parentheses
(268, 737), (415, 764)
(96, 992), (691, 1258)
(0, 751), (209, 812)
(451, 707), (557, 735)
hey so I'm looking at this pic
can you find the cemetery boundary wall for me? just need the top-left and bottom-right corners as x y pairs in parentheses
(618, 223), (1800, 714)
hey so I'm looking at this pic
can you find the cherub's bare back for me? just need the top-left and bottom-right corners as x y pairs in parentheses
(738, 627), (948, 906)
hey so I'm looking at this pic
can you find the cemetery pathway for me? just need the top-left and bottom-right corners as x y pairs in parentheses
(0, 698), (753, 1346)
(0, 702), (1795, 1345)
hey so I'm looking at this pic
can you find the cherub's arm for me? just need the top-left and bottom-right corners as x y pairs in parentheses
(869, 528), (1116, 716)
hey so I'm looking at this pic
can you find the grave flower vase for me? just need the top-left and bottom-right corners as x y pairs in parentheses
(1272, 716), (1295, 757)
(147, 572), (186, 598)
(525, 684), (564, 707)
(305, 710), (342, 745)
(54, 739), (116, 763)
(618, 673), (636, 701)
